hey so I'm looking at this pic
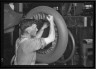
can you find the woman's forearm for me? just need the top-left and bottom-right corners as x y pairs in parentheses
(36, 28), (44, 38)
(43, 21), (55, 45)
(48, 21), (55, 41)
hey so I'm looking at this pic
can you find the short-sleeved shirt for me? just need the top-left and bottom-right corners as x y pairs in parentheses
(15, 37), (46, 65)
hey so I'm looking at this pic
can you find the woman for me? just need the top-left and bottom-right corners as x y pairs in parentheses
(12, 15), (55, 65)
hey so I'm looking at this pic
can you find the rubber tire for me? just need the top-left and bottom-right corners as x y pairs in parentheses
(25, 6), (68, 63)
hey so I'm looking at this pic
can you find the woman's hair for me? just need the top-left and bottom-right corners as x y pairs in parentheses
(19, 19), (49, 35)
(19, 19), (38, 35)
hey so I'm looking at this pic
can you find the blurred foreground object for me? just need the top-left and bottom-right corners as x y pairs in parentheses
(4, 4), (23, 33)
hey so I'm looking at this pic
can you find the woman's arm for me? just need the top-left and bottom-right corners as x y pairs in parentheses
(36, 23), (48, 38)
(43, 15), (55, 45)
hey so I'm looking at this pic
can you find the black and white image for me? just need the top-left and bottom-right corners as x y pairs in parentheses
(3, 2), (94, 67)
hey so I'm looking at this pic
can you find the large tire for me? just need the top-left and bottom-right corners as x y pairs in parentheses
(25, 6), (68, 63)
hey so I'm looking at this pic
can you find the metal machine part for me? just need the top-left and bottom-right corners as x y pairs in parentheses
(64, 30), (76, 63)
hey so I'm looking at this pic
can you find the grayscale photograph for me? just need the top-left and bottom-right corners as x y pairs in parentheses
(3, 1), (94, 67)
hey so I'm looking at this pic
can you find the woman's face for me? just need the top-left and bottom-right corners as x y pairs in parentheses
(25, 24), (38, 37)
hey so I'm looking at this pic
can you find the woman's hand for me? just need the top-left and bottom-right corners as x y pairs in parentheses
(41, 23), (48, 30)
(47, 15), (54, 23)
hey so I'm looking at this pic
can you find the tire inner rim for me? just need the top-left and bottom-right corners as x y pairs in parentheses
(30, 12), (59, 54)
